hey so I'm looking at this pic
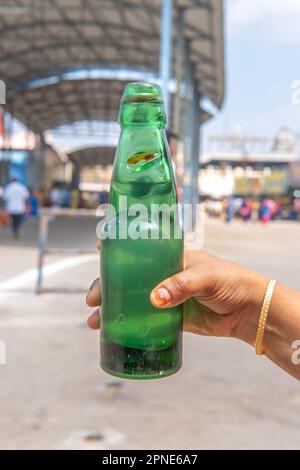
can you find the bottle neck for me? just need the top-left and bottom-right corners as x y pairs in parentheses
(116, 126), (167, 158)
(119, 100), (167, 129)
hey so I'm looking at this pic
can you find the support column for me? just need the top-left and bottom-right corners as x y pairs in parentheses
(33, 133), (46, 190)
(159, 0), (173, 124)
(189, 84), (201, 225)
(181, 54), (201, 228)
(71, 161), (80, 190)
(173, 9), (184, 138)
(25, 150), (35, 189)
(173, 9), (186, 190)
(40, 133), (46, 189)
(181, 46), (194, 207)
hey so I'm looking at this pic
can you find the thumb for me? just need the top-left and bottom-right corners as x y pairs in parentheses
(150, 266), (211, 308)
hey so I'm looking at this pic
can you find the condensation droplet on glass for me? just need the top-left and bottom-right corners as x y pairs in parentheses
(138, 325), (149, 337)
(118, 314), (126, 326)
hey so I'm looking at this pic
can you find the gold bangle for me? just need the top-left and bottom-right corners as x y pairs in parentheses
(255, 279), (277, 355)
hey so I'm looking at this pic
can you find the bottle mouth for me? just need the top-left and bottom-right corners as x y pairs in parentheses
(121, 82), (163, 104)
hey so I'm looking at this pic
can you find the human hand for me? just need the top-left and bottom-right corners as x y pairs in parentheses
(86, 250), (268, 345)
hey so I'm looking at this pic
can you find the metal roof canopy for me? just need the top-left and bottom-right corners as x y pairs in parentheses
(7, 79), (129, 132)
(69, 146), (116, 166)
(7, 76), (210, 135)
(1, 0), (224, 133)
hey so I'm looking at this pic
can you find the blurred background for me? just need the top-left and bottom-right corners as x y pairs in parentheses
(0, 0), (300, 450)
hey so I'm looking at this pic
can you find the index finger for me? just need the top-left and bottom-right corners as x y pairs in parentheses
(86, 278), (101, 307)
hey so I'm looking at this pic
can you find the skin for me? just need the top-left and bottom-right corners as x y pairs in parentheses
(86, 249), (300, 381)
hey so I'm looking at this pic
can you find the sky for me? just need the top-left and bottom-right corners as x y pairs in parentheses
(7, 0), (300, 156)
(203, 0), (300, 150)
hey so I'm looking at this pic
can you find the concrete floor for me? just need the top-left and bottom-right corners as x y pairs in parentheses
(0, 216), (299, 450)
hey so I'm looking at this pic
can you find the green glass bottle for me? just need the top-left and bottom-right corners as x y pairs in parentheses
(100, 82), (183, 379)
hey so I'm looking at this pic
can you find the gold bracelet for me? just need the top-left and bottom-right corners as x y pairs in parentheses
(255, 279), (277, 355)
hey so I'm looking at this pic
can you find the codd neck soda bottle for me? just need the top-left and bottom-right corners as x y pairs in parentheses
(100, 82), (183, 379)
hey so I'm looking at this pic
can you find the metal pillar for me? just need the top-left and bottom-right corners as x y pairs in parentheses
(181, 47), (194, 207)
(34, 133), (46, 190)
(159, 0), (173, 124)
(173, 10), (186, 191)
(39, 133), (46, 189)
(173, 10), (184, 137)
(180, 46), (201, 227)
(25, 151), (35, 189)
(0, 158), (9, 186)
(36, 212), (49, 294)
(189, 84), (201, 224)
(71, 161), (80, 189)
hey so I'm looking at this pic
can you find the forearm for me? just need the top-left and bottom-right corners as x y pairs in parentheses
(238, 282), (300, 380)
(264, 284), (300, 379)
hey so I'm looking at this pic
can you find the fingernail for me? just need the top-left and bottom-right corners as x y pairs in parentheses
(152, 287), (172, 306)
(88, 279), (98, 295)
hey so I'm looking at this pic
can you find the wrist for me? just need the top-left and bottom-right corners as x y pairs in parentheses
(234, 272), (269, 347)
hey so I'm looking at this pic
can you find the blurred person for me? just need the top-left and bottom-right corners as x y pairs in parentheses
(0, 185), (9, 227)
(0, 185), (4, 211)
(293, 197), (300, 220)
(223, 197), (243, 222)
(49, 183), (61, 207)
(27, 190), (39, 217)
(272, 199), (281, 219)
(251, 199), (260, 222)
(86, 250), (300, 381)
(91, 191), (100, 208)
(71, 189), (79, 209)
(260, 199), (272, 224)
(233, 197), (243, 216)
(3, 177), (29, 239)
(225, 196), (235, 224)
(221, 198), (227, 222)
(60, 185), (71, 208)
(240, 199), (252, 222)
(42, 189), (52, 208)
(99, 190), (109, 205)
(38, 188), (47, 208)
(78, 191), (86, 209)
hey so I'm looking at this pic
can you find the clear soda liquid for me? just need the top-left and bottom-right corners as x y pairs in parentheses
(100, 83), (183, 379)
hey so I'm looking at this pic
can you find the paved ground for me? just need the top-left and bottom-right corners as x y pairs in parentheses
(0, 215), (300, 450)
